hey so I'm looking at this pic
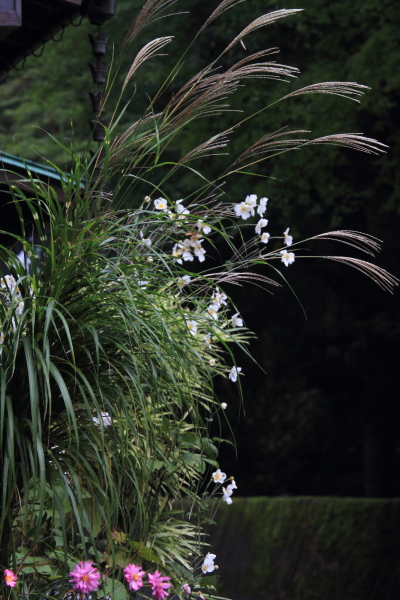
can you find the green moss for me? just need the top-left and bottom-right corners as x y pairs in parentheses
(212, 497), (400, 600)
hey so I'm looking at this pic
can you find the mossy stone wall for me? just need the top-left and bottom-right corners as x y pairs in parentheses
(212, 497), (400, 600)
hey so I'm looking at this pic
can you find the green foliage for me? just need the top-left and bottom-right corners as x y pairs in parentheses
(0, 171), (224, 592)
(213, 496), (400, 600)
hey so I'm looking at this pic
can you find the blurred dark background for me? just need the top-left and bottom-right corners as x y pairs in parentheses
(1, 0), (399, 498)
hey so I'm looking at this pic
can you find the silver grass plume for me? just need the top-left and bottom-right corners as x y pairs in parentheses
(223, 9), (303, 53)
(124, 37), (174, 88)
(175, 133), (231, 166)
(208, 272), (281, 290)
(111, 112), (163, 153)
(232, 131), (386, 168)
(164, 57), (299, 130)
(280, 81), (369, 103)
(301, 133), (388, 155)
(200, 0), (246, 32)
(232, 129), (310, 164)
(325, 257), (398, 293)
(312, 230), (382, 257)
(123, 0), (179, 46)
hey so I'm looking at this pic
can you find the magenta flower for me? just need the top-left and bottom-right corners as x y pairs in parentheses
(4, 569), (18, 588)
(69, 561), (101, 594)
(124, 563), (145, 591)
(148, 570), (171, 600)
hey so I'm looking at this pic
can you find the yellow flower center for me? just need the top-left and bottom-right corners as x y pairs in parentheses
(82, 574), (89, 582)
(6, 575), (14, 582)
(215, 474), (220, 480)
(133, 574), (139, 581)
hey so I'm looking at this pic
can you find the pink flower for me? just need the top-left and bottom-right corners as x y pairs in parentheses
(124, 564), (145, 591)
(4, 569), (18, 588)
(148, 570), (171, 600)
(69, 561), (101, 594)
(182, 583), (191, 595)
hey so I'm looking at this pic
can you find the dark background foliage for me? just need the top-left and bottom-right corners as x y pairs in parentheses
(1, 0), (399, 497)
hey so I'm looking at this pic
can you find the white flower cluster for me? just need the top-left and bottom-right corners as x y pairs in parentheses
(234, 194), (297, 266)
(211, 469), (238, 505)
(153, 197), (212, 264)
(0, 275), (34, 354)
(92, 411), (112, 427)
(0, 275), (33, 321)
(207, 288), (227, 320)
(234, 194), (268, 220)
(222, 479), (237, 504)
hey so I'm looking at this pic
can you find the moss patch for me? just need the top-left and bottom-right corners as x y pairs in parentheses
(212, 497), (400, 600)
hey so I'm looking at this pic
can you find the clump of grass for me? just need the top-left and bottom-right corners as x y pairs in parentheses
(0, 1), (397, 598)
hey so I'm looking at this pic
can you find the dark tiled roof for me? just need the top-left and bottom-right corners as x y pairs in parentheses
(0, 0), (116, 81)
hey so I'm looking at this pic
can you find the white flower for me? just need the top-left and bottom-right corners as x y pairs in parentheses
(209, 302), (220, 312)
(206, 553), (216, 561)
(228, 366), (241, 382)
(209, 358), (216, 367)
(231, 313), (243, 327)
(260, 232), (270, 244)
(188, 234), (203, 246)
(222, 485), (233, 497)
(211, 289), (227, 307)
(212, 469), (227, 483)
(172, 243), (184, 264)
(192, 241), (206, 262)
(207, 307), (219, 320)
(245, 194), (257, 208)
(227, 479), (237, 491)
(139, 231), (152, 246)
(204, 333), (212, 347)
(222, 491), (233, 505)
(280, 250), (295, 267)
(234, 202), (253, 220)
(220, 402), (227, 409)
(93, 412), (112, 427)
(201, 557), (215, 574)
(187, 320), (198, 335)
(182, 249), (194, 262)
(1, 275), (17, 293)
(255, 218), (268, 235)
(178, 275), (191, 288)
(283, 227), (293, 246)
(257, 197), (268, 216)
(154, 198), (168, 211)
(176, 200), (190, 217)
(197, 220), (211, 235)
(15, 301), (24, 317)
